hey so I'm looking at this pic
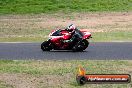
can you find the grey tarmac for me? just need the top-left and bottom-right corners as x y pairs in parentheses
(0, 42), (132, 60)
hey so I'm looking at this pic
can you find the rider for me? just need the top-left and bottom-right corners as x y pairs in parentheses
(63, 24), (79, 43)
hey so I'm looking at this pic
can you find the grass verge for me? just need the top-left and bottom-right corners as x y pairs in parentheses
(0, 31), (132, 42)
(0, 60), (132, 88)
(0, 81), (13, 88)
(0, 12), (132, 42)
(92, 31), (132, 42)
(0, 0), (132, 14)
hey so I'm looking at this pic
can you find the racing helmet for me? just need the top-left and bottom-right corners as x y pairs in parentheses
(67, 24), (76, 32)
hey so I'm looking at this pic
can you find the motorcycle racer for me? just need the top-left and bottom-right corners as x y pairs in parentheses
(41, 24), (91, 51)
(63, 24), (81, 43)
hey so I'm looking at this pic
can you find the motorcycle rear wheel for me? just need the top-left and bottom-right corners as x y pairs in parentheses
(72, 40), (89, 52)
(41, 41), (52, 51)
(81, 39), (89, 50)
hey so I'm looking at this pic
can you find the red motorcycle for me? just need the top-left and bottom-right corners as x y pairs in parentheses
(41, 29), (92, 51)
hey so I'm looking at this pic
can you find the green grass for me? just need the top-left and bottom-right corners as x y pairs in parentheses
(0, 60), (132, 88)
(0, 0), (132, 42)
(0, 81), (14, 88)
(0, 37), (45, 42)
(0, 28), (51, 42)
(0, 0), (132, 14)
(0, 31), (132, 42)
(0, 60), (132, 75)
(92, 31), (132, 42)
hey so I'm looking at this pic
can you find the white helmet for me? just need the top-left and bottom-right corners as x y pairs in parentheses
(67, 24), (76, 32)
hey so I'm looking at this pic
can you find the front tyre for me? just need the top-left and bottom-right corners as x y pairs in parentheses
(41, 41), (52, 51)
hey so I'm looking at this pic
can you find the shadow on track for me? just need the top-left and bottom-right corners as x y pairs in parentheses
(41, 50), (88, 52)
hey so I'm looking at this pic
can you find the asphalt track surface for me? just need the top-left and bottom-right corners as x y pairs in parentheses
(0, 42), (132, 60)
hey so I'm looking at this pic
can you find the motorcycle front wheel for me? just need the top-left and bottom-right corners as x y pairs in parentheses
(41, 41), (52, 51)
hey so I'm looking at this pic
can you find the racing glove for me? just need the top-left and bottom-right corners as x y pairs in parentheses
(63, 40), (72, 43)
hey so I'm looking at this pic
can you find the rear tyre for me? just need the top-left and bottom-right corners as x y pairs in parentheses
(41, 41), (52, 51)
(72, 40), (89, 52)
(81, 40), (89, 50)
